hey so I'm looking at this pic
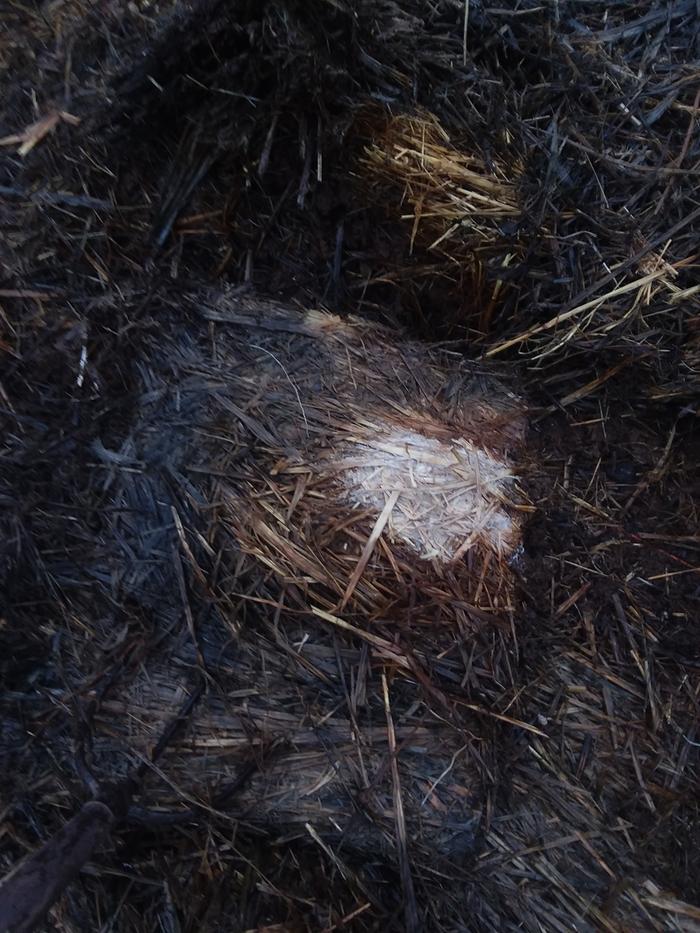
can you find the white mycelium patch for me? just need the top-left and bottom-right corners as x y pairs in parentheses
(340, 426), (518, 563)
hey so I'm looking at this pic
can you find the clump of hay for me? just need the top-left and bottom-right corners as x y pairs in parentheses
(359, 109), (522, 334)
(198, 293), (528, 613)
(361, 110), (519, 252)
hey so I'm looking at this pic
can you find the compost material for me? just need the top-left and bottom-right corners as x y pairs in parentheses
(1, 1), (699, 931)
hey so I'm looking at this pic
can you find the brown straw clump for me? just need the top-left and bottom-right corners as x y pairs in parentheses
(359, 109), (522, 332)
(361, 109), (519, 252)
(197, 293), (528, 612)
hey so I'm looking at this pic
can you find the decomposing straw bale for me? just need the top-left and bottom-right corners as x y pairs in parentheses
(78, 293), (529, 875)
(197, 294), (528, 605)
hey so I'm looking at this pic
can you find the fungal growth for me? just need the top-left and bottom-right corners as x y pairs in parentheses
(340, 424), (518, 562)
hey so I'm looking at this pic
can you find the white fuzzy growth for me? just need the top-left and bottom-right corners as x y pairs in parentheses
(341, 427), (517, 562)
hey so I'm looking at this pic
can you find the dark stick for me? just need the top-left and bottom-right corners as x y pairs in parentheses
(0, 802), (114, 933)
(0, 184), (113, 211)
(0, 681), (204, 933)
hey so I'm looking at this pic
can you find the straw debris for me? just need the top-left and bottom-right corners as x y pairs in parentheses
(359, 109), (523, 333)
(1, 0), (699, 930)
(361, 109), (520, 255)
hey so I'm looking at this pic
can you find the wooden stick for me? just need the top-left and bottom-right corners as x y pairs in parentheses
(0, 801), (114, 933)
(0, 682), (204, 932)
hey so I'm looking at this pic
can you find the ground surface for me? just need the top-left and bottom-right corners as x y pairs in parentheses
(1, 2), (699, 931)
